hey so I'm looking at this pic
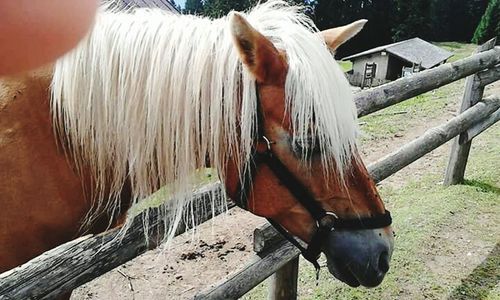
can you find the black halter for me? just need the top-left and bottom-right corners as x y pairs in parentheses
(234, 85), (392, 277)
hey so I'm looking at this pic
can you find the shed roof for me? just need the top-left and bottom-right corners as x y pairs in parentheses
(114, 0), (180, 13)
(342, 38), (453, 69)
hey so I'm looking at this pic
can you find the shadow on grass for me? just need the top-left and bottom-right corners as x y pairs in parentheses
(447, 243), (499, 299)
(463, 179), (500, 195)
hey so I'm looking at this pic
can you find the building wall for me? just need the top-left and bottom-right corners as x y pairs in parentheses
(347, 53), (390, 87)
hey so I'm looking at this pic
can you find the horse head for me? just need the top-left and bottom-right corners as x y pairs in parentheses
(224, 12), (394, 287)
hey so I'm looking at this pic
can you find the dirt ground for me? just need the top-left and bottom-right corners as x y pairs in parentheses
(71, 81), (499, 300)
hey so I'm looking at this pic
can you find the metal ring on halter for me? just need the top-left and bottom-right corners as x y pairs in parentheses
(316, 211), (339, 230)
(261, 135), (274, 151)
(326, 211), (339, 218)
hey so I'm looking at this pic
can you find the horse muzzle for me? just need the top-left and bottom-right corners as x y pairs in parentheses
(323, 227), (394, 287)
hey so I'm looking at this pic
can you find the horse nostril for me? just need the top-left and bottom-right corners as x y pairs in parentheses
(378, 251), (390, 273)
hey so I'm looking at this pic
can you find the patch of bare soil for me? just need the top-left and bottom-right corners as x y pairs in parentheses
(73, 208), (265, 300)
(72, 82), (499, 300)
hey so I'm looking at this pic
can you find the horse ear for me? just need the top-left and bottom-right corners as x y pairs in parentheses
(229, 12), (285, 83)
(321, 19), (368, 51)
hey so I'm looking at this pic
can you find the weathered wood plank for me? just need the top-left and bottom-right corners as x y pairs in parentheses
(476, 64), (500, 87)
(268, 257), (299, 300)
(444, 39), (497, 185)
(194, 241), (300, 300)
(459, 108), (500, 144)
(253, 223), (284, 254)
(254, 222), (299, 300)
(354, 46), (500, 117)
(0, 183), (227, 299)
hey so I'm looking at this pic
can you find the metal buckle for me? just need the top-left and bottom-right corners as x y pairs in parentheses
(316, 211), (338, 231)
(326, 211), (339, 218)
(261, 135), (274, 151)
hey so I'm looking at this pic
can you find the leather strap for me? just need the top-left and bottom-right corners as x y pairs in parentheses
(233, 84), (392, 275)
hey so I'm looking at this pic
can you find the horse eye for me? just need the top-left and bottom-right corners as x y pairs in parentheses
(293, 136), (320, 157)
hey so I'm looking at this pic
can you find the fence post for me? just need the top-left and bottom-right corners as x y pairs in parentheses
(253, 223), (299, 300)
(443, 38), (497, 185)
(268, 256), (299, 300)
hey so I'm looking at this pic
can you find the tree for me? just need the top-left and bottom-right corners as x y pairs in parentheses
(368, 0), (398, 50)
(184, 0), (204, 15)
(203, 0), (257, 18)
(314, 0), (397, 57)
(392, 0), (433, 41)
(202, 0), (310, 19)
(446, 0), (489, 42)
(420, 0), (488, 42)
(429, 0), (452, 41)
(472, 0), (500, 44)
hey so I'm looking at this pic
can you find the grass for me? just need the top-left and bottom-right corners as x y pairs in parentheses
(358, 83), (459, 140)
(243, 42), (500, 299)
(128, 168), (216, 217)
(338, 60), (353, 72)
(436, 42), (478, 62)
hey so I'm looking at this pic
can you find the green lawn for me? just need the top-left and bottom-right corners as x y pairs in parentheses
(338, 60), (353, 72)
(244, 43), (500, 299)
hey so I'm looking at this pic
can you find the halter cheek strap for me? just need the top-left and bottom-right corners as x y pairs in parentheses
(234, 85), (392, 278)
(249, 138), (392, 277)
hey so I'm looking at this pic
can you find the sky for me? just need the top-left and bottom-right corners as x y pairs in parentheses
(174, 0), (186, 9)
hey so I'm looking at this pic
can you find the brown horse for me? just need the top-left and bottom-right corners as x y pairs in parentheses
(0, 1), (394, 297)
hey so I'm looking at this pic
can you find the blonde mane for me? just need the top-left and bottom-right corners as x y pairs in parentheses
(50, 1), (358, 241)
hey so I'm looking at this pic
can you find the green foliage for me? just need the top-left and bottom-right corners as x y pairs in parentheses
(314, 0), (398, 58)
(181, 0), (489, 56)
(391, 0), (488, 43)
(313, 0), (486, 57)
(184, 0), (204, 15)
(200, 0), (311, 19)
(392, 0), (432, 41)
(429, 0), (488, 42)
(328, 0), (487, 49)
(472, 0), (500, 44)
(203, 0), (257, 18)
(452, 0), (489, 41)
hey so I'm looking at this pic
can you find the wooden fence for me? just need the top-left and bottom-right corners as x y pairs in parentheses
(0, 40), (499, 300)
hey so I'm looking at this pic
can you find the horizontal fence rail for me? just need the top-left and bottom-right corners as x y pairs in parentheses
(0, 184), (228, 299)
(367, 96), (500, 183)
(476, 64), (500, 88)
(354, 47), (500, 117)
(459, 108), (500, 144)
(1, 48), (499, 300)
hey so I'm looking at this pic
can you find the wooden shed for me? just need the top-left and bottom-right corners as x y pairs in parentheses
(342, 38), (453, 88)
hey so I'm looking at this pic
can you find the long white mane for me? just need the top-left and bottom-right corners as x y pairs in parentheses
(51, 1), (358, 240)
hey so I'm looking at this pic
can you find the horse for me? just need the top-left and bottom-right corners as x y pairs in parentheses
(0, 1), (394, 297)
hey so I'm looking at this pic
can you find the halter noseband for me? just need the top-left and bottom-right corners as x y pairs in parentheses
(234, 85), (392, 277)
